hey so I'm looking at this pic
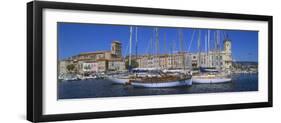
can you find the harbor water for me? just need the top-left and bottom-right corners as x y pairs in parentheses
(58, 73), (258, 99)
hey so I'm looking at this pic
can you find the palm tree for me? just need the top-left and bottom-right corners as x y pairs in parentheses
(66, 64), (75, 73)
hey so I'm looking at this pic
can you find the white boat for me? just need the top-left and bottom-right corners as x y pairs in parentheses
(131, 79), (192, 88)
(107, 75), (130, 84)
(192, 74), (231, 84)
(82, 75), (97, 80)
(62, 74), (79, 81)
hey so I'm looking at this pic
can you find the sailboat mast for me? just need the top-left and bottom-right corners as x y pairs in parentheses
(204, 31), (207, 67)
(179, 29), (183, 52)
(171, 40), (176, 69)
(214, 31), (218, 68)
(178, 29), (185, 70)
(188, 29), (195, 69)
(217, 30), (221, 71)
(170, 41), (172, 69)
(205, 31), (207, 53)
(198, 30), (201, 68)
(150, 33), (153, 56)
(164, 32), (167, 54)
(155, 27), (160, 68)
(135, 27), (138, 60)
(207, 30), (210, 67)
(129, 26), (133, 67)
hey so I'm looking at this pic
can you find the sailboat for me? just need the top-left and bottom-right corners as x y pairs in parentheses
(192, 66), (231, 83)
(192, 30), (232, 84)
(131, 74), (192, 87)
(130, 28), (192, 88)
(107, 73), (132, 84)
(107, 26), (135, 84)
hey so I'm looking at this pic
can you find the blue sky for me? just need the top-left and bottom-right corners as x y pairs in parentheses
(58, 22), (258, 62)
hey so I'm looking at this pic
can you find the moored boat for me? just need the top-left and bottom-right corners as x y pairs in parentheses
(107, 74), (131, 84)
(192, 30), (232, 84)
(131, 79), (192, 88)
(108, 26), (134, 85)
(61, 74), (79, 81)
(130, 28), (193, 88)
(130, 73), (192, 88)
(192, 67), (232, 84)
(192, 74), (231, 84)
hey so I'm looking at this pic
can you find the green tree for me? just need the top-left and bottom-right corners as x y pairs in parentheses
(125, 59), (139, 70)
(66, 64), (75, 73)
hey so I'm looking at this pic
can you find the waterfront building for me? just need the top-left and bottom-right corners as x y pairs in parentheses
(190, 38), (232, 71)
(59, 38), (232, 74)
(58, 59), (72, 74)
(133, 38), (232, 71)
(59, 41), (126, 74)
(82, 62), (98, 73)
(96, 59), (108, 72)
(108, 58), (126, 72)
(134, 52), (192, 70)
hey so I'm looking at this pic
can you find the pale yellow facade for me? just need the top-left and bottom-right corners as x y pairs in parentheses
(134, 39), (232, 71)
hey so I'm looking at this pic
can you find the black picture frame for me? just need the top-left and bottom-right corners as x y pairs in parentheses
(27, 1), (273, 122)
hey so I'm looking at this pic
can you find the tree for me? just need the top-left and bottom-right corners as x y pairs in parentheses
(66, 64), (75, 73)
(125, 59), (139, 70)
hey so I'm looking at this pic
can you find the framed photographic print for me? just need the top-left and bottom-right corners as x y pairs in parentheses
(27, 1), (273, 122)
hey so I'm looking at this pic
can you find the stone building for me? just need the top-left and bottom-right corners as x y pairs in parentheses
(134, 52), (192, 70)
(108, 59), (126, 72)
(58, 60), (72, 74)
(59, 38), (232, 74)
(190, 38), (232, 71)
(111, 41), (122, 58)
(59, 40), (125, 74)
(134, 38), (232, 71)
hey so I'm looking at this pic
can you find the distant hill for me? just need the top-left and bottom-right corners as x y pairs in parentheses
(233, 61), (258, 65)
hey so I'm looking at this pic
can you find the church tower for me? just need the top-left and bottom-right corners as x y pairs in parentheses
(111, 40), (122, 58)
(223, 37), (232, 71)
(224, 38), (231, 54)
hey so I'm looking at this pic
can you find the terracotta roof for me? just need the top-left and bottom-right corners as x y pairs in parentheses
(80, 50), (111, 55)
(112, 40), (121, 44)
(108, 58), (124, 62)
(96, 58), (108, 62)
(81, 60), (97, 63)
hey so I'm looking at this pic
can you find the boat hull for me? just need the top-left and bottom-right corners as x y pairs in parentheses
(131, 79), (192, 88)
(192, 78), (231, 84)
(107, 77), (129, 84)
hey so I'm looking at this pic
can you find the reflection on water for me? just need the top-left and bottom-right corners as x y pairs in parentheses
(58, 73), (258, 99)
